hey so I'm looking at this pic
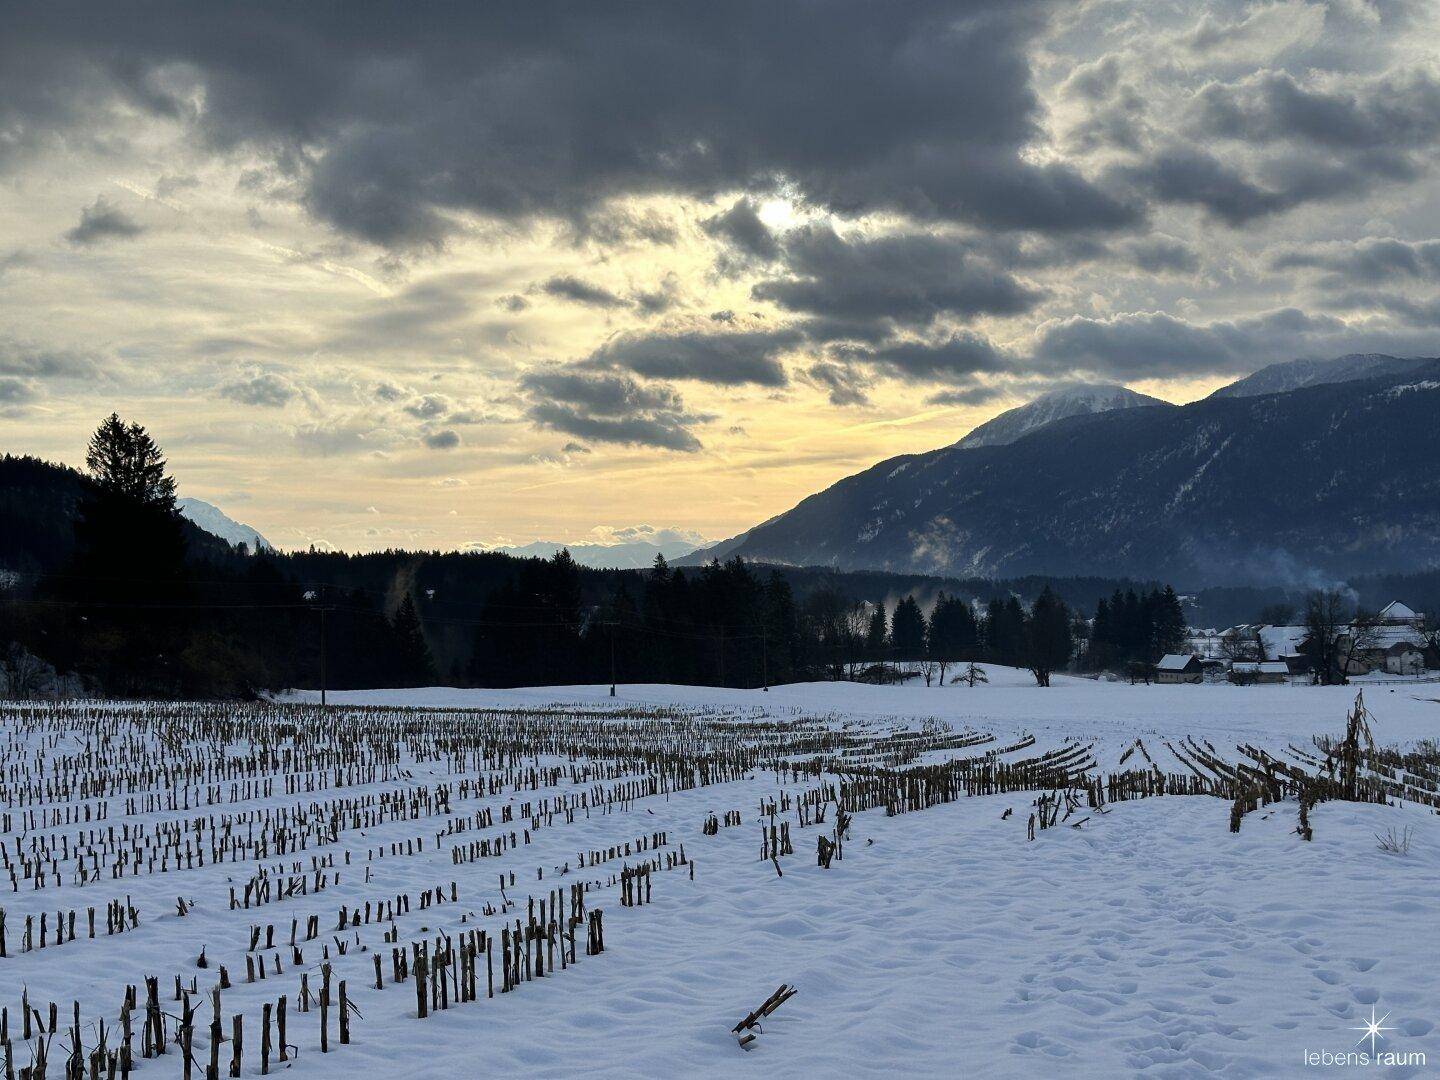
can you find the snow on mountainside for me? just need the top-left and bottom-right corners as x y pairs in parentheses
(1209, 353), (1435, 398)
(177, 497), (272, 551)
(954, 383), (1172, 448)
(707, 361), (1440, 584)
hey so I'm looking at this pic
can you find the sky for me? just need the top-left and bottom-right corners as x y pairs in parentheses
(3, 1), (1439, 554)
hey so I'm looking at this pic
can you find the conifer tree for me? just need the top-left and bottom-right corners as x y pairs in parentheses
(67, 414), (187, 693)
(864, 605), (888, 658)
(1023, 586), (1072, 687)
(85, 413), (177, 508)
(390, 595), (436, 686)
(891, 595), (926, 661)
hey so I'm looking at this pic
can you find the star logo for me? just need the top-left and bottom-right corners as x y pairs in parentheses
(1351, 1005), (1394, 1055)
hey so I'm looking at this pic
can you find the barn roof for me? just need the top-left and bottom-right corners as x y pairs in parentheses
(1157, 653), (1198, 671)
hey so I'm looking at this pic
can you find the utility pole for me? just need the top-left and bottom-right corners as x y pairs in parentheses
(761, 626), (769, 692)
(319, 601), (328, 707)
(309, 584), (328, 707)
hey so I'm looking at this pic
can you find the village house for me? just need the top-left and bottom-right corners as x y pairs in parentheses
(1156, 653), (1202, 684)
(1330, 601), (1432, 676)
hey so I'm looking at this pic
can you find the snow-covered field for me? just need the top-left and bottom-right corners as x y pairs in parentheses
(3, 673), (1439, 1078)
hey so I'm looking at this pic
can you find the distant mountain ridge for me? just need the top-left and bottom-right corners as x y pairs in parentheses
(698, 359), (1440, 585)
(489, 538), (701, 569)
(1208, 353), (1435, 398)
(955, 383), (1173, 449)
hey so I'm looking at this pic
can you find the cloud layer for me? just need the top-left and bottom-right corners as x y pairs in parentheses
(3, 0), (1439, 549)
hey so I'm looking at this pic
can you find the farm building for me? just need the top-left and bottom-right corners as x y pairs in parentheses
(1229, 661), (1289, 684)
(1383, 642), (1427, 676)
(1155, 654), (1202, 684)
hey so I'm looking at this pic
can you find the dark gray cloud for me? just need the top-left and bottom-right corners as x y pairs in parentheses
(753, 225), (1044, 333)
(925, 383), (1010, 407)
(1271, 238), (1440, 287)
(585, 329), (798, 386)
(1113, 150), (1291, 226)
(64, 197), (143, 245)
(1108, 65), (1440, 225)
(632, 275), (681, 317)
(538, 273), (680, 316)
(701, 198), (779, 263)
(1191, 68), (1440, 153)
(0, 377), (37, 405)
(541, 275), (629, 309)
(567, 208), (679, 248)
(838, 332), (1012, 383)
(218, 371), (300, 407)
(423, 428), (460, 449)
(1325, 292), (1440, 327)
(0, 340), (98, 380)
(1114, 145), (1395, 226)
(4, 2), (1136, 247)
(1030, 307), (1360, 379)
(520, 366), (708, 451)
(803, 361), (872, 407)
(1124, 235), (1200, 275)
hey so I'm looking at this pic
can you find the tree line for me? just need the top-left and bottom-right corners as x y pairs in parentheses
(1081, 586), (1189, 675)
(3, 416), (438, 697)
(2, 415), (1198, 697)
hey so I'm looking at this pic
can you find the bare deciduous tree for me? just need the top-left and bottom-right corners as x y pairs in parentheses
(1304, 590), (1352, 685)
(1219, 627), (1262, 662)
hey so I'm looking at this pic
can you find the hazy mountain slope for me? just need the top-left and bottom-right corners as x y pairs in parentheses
(490, 539), (700, 569)
(178, 497), (272, 551)
(955, 384), (1173, 449)
(1209, 353), (1434, 398)
(710, 364), (1440, 585)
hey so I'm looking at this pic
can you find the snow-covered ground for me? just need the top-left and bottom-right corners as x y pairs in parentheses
(293, 671), (1440, 772)
(3, 673), (1438, 1078)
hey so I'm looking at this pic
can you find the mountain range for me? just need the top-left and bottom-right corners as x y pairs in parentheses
(487, 538), (702, 569)
(686, 354), (1440, 586)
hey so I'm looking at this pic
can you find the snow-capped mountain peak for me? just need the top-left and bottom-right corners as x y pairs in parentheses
(177, 497), (272, 551)
(955, 383), (1171, 449)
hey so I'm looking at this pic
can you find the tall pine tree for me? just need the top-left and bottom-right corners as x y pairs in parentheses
(390, 595), (436, 687)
